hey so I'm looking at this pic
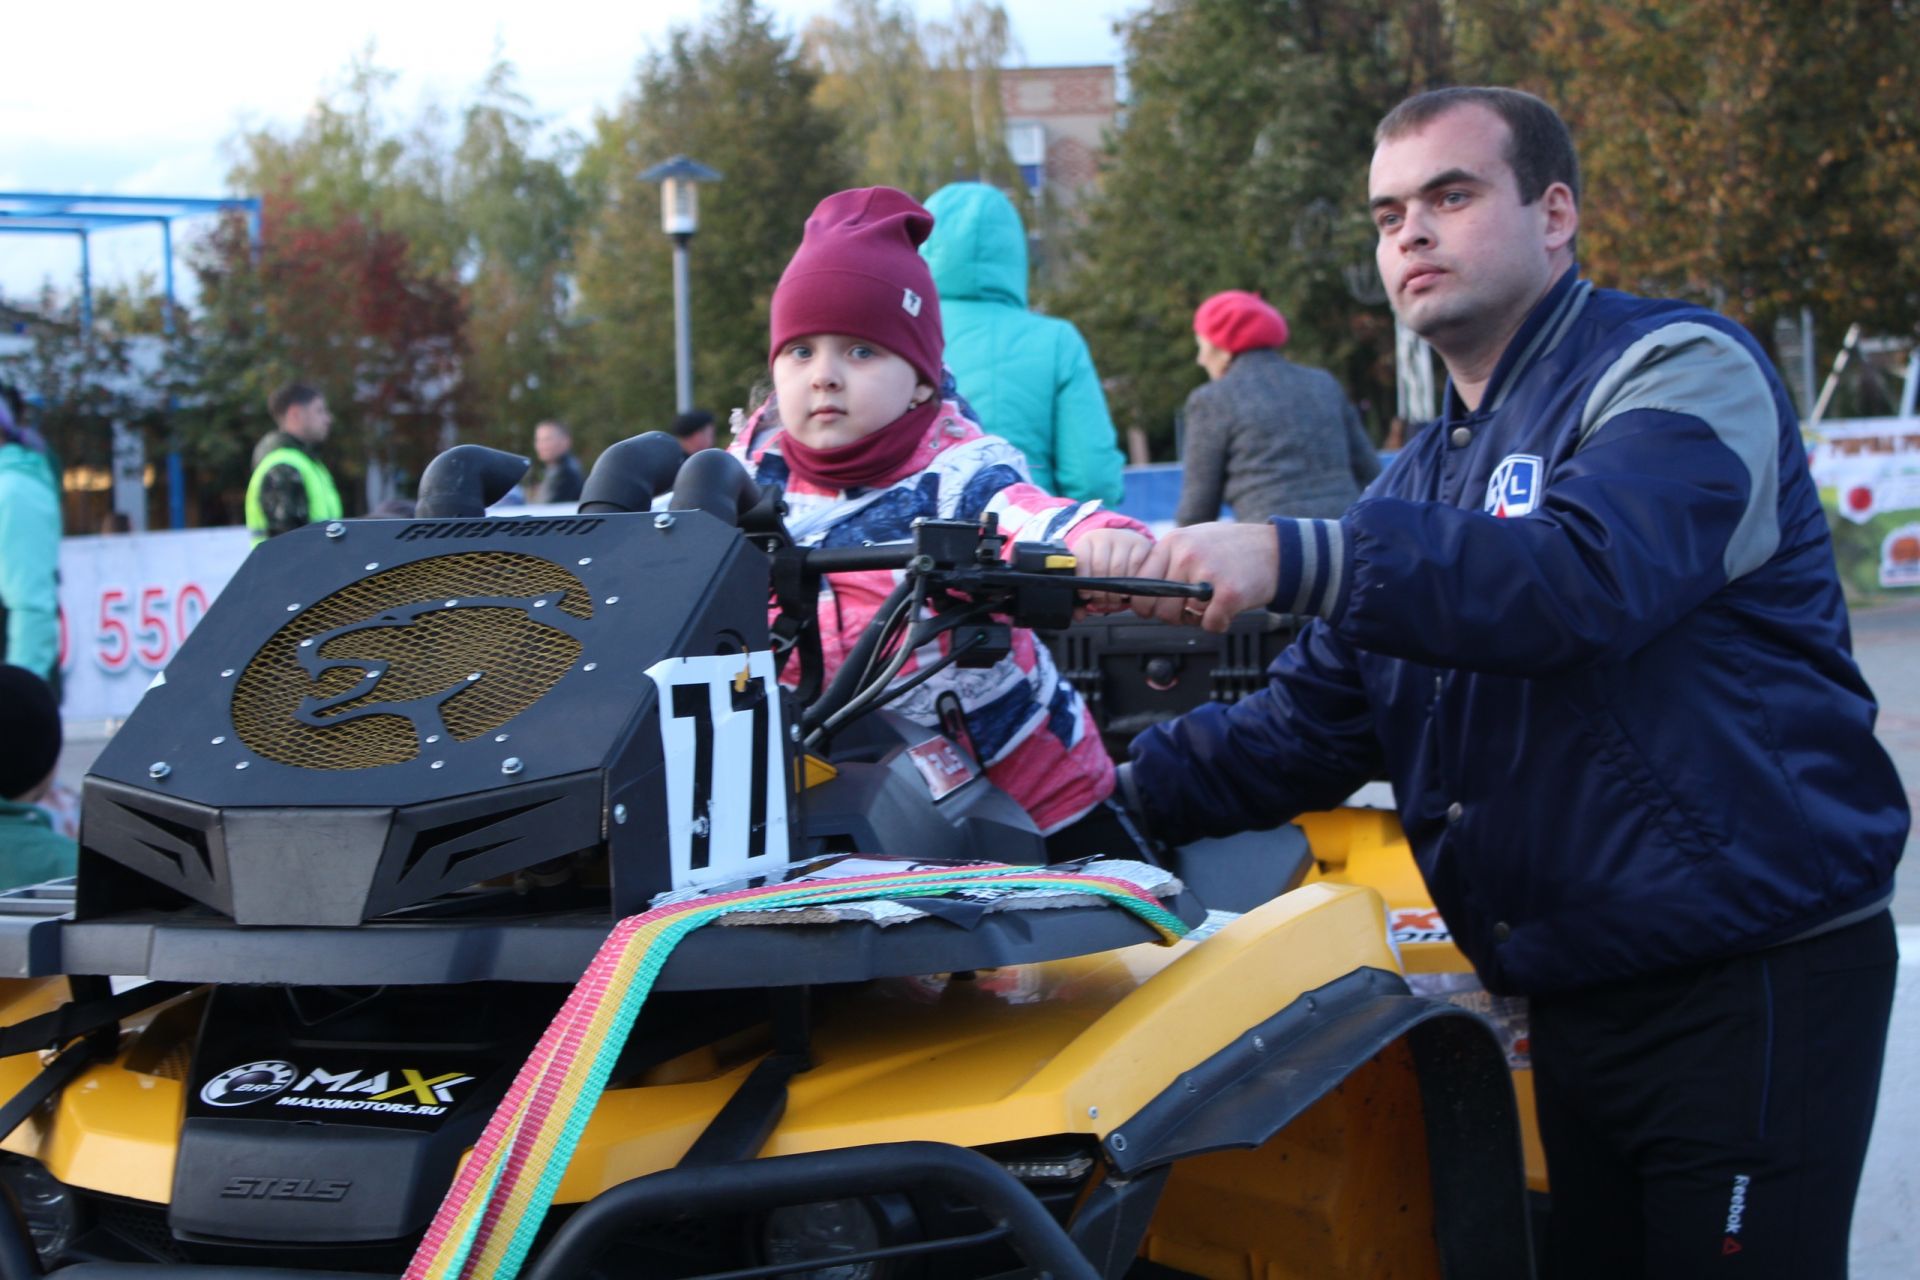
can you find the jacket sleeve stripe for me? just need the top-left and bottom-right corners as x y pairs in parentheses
(1577, 321), (1782, 582)
(1291, 518), (1318, 613)
(1271, 518), (1348, 618)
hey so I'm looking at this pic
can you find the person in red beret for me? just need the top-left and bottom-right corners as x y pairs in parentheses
(1175, 290), (1380, 526)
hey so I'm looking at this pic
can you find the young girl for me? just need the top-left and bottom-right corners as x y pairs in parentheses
(729, 187), (1151, 839)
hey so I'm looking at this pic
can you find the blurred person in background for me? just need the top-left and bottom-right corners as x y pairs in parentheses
(0, 666), (76, 889)
(532, 420), (584, 503)
(670, 409), (717, 456)
(247, 382), (341, 542)
(921, 182), (1125, 505)
(0, 388), (63, 692)
(1175, 290), (1379, 526)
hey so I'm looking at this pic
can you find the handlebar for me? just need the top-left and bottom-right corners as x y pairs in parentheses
(800, 545), (1212, 602)
(1001, 573), (1211, 601)
(578, 432), (687, 515)
(787, 522), (1212, 749)
(803, 543), (920, 574)
(669, 448), (766, 526)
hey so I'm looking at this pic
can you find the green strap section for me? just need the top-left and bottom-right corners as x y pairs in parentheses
(245, 446), (343, 543)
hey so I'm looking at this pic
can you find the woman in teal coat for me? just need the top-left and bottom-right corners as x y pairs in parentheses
(921, 183), (1126, 505)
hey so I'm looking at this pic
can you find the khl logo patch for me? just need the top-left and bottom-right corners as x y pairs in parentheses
(1484, 454), (1544, 518)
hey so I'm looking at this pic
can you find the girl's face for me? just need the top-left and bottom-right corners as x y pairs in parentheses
(773, 334), (934, 449)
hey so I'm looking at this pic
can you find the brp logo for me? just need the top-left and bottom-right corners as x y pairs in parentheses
(1484, 454), (1544, 518)
(201, 1060), (298, 1107)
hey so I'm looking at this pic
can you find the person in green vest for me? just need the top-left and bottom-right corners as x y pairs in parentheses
(0, 665), (76, 890)
(246, 382), (342, 542)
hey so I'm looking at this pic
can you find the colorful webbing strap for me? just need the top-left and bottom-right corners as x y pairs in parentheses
(404, 864), (1187, 1280)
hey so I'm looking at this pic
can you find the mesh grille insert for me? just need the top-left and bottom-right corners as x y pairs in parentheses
(232, 552), (593, 770)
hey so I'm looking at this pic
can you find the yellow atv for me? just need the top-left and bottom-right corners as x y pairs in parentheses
(0, 438), (1532, 1278)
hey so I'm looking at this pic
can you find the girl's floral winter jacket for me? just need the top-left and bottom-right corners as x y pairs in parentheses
(729, 398), (1148, 832)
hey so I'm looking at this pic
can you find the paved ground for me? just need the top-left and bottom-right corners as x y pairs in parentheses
(1840, 598), (1919, 1276)
(1852, 597), (1920, 923)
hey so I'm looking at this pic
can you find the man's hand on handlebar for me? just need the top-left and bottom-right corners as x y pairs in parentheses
(1132, 522), (1279, 631)
(1072, 528), (1155, 619)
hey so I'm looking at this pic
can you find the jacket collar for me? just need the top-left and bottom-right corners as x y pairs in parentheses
(1441, 264), (1590, 422)
(1224, 349), (1288, 378)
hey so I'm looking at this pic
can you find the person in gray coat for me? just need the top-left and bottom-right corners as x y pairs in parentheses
(1175, 291), (1379, 525)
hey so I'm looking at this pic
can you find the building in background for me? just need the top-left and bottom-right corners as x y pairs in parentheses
(1001, 65), (1119, 213)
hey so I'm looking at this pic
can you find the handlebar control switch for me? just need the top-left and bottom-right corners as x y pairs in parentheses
(950, 622), (1013, 668)
(910, 517), (1003, 569)
(1005, 540), (1079, 631)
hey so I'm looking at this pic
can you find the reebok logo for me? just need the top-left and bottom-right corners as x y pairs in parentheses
(1722, 1172), (1750, 1254)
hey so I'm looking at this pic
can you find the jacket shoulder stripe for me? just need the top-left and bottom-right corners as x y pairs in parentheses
(1577, 320), (1782, 581)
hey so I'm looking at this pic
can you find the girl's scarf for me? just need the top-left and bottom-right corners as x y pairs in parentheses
(776, 397), (943, 491)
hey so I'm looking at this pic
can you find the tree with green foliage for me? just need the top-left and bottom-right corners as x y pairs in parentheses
(802, 0), (1021, 196)
(227, 51), (460, 274)
(172, 188), (468, 520)
(1535, 0), (1920, 349)
(450, 58), (586, 450)
(569, 0), (852, 445)
(1055, 0), (1537, 453)
(1067, 0), (1920, 454)
(174, 51), (464, 514)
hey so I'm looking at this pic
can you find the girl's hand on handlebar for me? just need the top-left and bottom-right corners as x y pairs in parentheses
(1132, 522), (1278, 631)
(1072, 528), (1154, 618)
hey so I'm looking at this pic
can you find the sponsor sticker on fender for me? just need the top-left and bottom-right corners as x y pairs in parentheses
(906, 736), (977, 801)
(1389, 907), (1452, 946)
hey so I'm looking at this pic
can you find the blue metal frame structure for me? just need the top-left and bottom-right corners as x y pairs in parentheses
(0, 192), (262, 528)
(0, 192), (261, 332)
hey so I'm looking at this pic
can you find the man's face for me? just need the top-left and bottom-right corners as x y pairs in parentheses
(1369, 105), (1574, 356)
(290, 397), (332, 445)
(534, 423), (570, 464)
(679, 425), (715, 455)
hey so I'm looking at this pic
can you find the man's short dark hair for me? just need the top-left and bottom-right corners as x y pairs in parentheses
(670, 410), (716, 440)
(1376, 87), (1581, 208)
(268, 382), (323, 423)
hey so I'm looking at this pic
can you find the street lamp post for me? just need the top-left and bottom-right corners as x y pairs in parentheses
(639, 156), (723, 415)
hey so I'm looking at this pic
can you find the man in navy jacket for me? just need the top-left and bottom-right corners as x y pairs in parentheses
(1125, 87), (1905, 1278)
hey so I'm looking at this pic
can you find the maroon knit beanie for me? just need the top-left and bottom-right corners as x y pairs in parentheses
(769, 187), (944, 386)
(1194, 290), (1290, 354)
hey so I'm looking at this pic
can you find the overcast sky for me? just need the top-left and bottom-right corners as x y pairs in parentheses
(0, 0), (1133, 302)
